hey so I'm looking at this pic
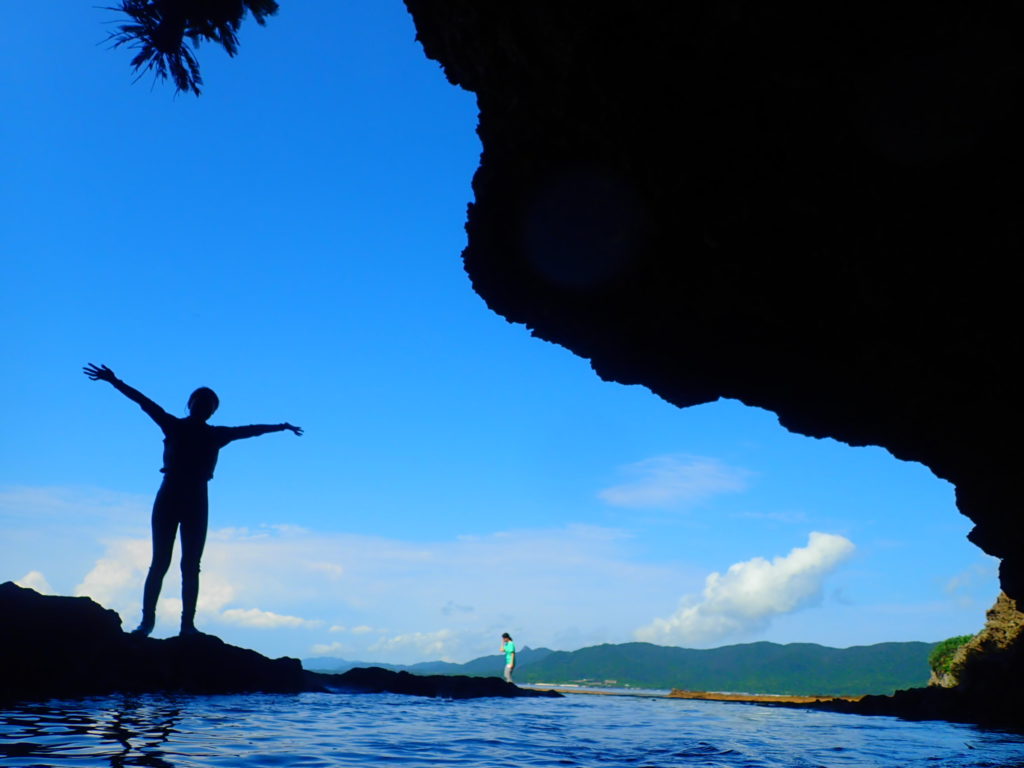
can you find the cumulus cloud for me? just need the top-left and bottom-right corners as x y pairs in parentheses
(65, 520), (697, 663)
(598, 455), (752, 508)
(441, 600), (474, 616)
(72, 533), (319, 633)
(370, 629), (458, 662)
(74, 538), (150, 609)
(944, 559), (999, 608)
(308, 562), (345, 579)
(16, 570), (54, 594)
(310, 641), (346, 656)
(12, 486), (699, 663)
(636, 532), (855, 646)
(221, 608), (323, 629)
(1, 486), (149, 595)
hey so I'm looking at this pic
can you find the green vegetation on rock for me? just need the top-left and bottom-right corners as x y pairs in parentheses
(928, 634), (974, 675)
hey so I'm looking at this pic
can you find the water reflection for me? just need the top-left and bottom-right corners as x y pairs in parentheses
(1, 695), (180, 767)
(3, 692), (1024, 767)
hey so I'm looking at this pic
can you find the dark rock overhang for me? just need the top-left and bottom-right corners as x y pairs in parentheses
(404, 2), (1024, 598)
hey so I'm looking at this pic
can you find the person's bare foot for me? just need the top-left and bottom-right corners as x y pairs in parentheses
(178, 623), (202, 637)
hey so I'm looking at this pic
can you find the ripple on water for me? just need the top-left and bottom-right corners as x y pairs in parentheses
(3, 692), (1024, 768)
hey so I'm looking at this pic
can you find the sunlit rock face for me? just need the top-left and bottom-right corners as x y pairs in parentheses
(948, 593), (1024, 693)
(405, 3), (1024, 596)
(839, 593), (1024, 725)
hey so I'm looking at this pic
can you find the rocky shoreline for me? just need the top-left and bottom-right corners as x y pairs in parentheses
(5, 581), (1020, 723)
(669, 690), (861, 705)
(0, 583), (556, 702)
(807, 594), (1024, 728)
(321, 666), (559, 699)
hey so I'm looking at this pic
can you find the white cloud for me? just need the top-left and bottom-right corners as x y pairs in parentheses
(598, 455), (751, 508)
(73, 536), (327, 632)
(311, 641), (346, 656)
(61, 520), (691, 663)
(10, 486), (856, 664)
(1, 486), (149, 595)
(441, 600), (474, 616)
(196, 577), (237, 614)
(74, 538), (150, 609)
(16, 570), (53, 594)
(157, 597), (182, 626)
(221, 608), (323, 629)
(1, 483), (986, 665)
(636, 532), (855, 646)
(308, 562), (345, 579)
(944, 559), (999, 608)
(370, 629), (458, 662)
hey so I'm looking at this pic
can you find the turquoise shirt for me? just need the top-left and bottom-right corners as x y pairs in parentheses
(503, 640), (516, 664)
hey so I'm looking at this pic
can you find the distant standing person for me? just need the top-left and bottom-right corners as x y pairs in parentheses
(501, 632), (516, 683)
(83, 363), (303, 638)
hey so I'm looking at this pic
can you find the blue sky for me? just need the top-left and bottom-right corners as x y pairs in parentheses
(1, 3), (997, 664)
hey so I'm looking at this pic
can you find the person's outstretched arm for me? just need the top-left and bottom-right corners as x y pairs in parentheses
(83, 363), (170, 426)
(221, 423), (303, 443)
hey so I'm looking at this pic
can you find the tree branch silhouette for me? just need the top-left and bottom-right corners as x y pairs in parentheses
(106, 0), (279, 95)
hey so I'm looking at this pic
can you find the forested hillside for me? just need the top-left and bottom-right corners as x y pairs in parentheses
(305, 640), (935, 696)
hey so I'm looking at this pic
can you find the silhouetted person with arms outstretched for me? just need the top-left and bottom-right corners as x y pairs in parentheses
(84, 363), (302, 637)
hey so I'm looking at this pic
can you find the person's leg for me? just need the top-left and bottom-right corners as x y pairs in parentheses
(178, 484), (209, 635)
(504, 664), (513, 683)
(135, 482), (178, 636)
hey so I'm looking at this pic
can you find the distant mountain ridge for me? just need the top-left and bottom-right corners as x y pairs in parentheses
(304, 640), (936, 696)
(304, 646), (555, 676)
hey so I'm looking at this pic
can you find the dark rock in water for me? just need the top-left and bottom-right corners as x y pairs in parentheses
(0, 581), (309, 701)
(806, 686), (1016, 729)
(1, 582), (558, 703)
(316, 666), (560, 699)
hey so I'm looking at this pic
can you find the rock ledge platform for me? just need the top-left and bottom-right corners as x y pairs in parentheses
(0, 582), (557, 702)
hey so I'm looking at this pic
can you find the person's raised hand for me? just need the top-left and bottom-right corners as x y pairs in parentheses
(284, 423), (303, 436)
(83, 363), (116, 382)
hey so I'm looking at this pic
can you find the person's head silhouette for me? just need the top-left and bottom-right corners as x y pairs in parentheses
(187, 387), (219, 421)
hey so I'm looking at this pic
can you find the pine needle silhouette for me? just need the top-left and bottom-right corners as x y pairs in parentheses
(106, 0), (279, 95)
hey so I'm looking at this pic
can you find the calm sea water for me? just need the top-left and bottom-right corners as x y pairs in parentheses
(3, 690), (1024, 768)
